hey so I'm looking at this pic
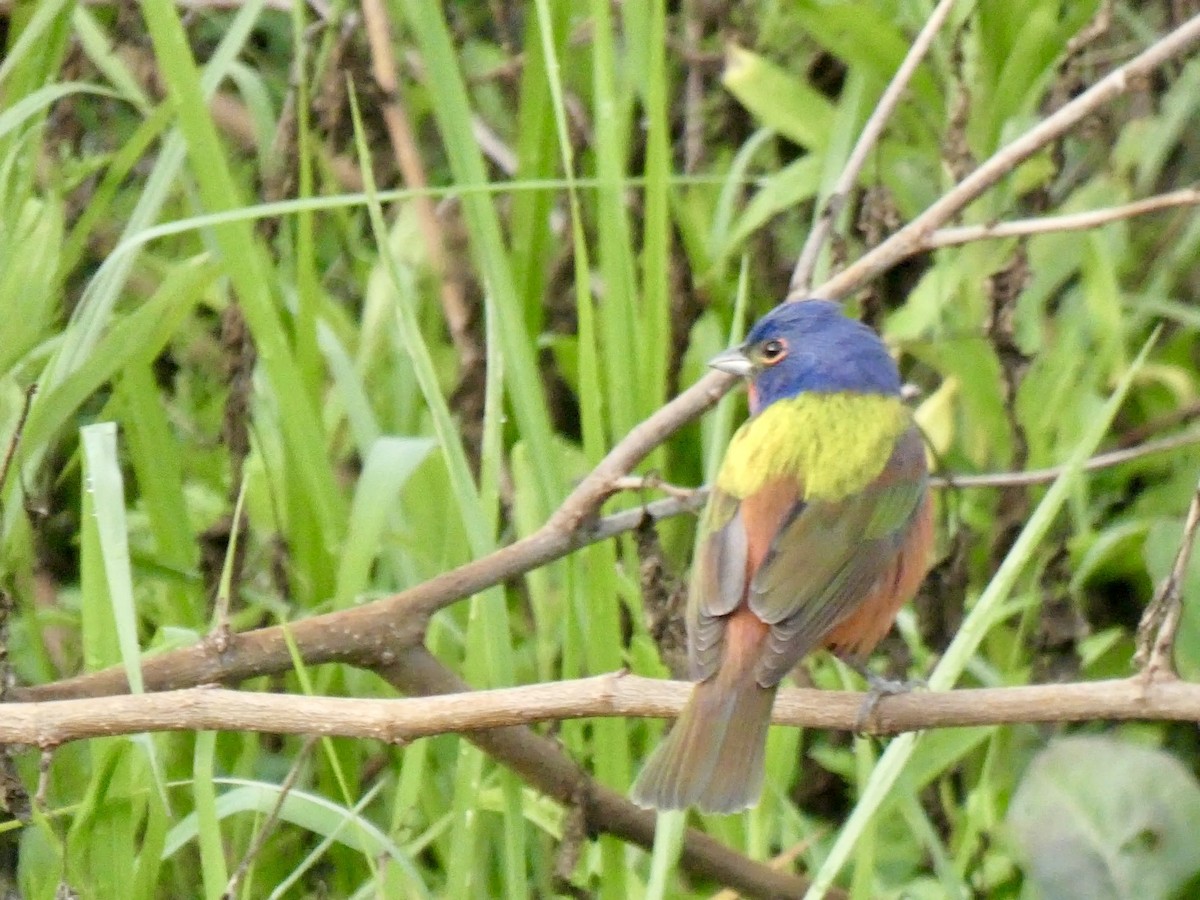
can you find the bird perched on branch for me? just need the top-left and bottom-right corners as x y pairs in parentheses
(631, 299), (934, 813)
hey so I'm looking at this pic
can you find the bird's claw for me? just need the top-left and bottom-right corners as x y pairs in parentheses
(854, 674), (924, 735)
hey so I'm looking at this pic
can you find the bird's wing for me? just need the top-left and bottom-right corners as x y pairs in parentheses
(686, 469), (815, 681)
(747, 426), (928, 686)
(686, 488), (748, 681)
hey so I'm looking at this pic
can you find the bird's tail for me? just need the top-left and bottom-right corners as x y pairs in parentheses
(631, 669), (777, 814)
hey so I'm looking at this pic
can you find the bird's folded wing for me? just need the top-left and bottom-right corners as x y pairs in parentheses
(748, 427), (927, 686)
(687, 489), (748, 680)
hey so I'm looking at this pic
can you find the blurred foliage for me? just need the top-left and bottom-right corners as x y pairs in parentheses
(0, 0), (1198, 897)
(1008, 736), (1200, 900)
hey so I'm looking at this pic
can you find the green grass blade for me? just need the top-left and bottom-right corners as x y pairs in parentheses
(645, 809), (686, 900)
(80, 422), (142, 691)
(633, 0), (671, 428)
(397, 0), (561, 515)
(334, 436), (435, 608)
(42, 0), (265, 394)
(0, 0), (72, 88)
(139, 0), (344, 599)
(193, 732), (229, 900)
(0, 84), (119, 141)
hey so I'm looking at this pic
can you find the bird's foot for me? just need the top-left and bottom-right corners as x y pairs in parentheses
(853, 672), (924, 734)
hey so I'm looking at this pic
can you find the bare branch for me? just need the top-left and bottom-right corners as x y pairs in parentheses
(790, 0), (961, 293)
(613, 428), (1200, 507)
(223, 736), (318, 899)
(923, 187), (1200, 250)
(0, 384), (35, 496)
(681, 0), (705, 173)
(9, 674), (1200, 748)
(610, 474), (700, 500)
(1117, 399), (1200, 448)
(933, 429), (1200, 488)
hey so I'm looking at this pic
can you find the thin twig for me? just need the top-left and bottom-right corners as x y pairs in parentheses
(790, 0), (961, 294)
(681, 0), (705, 174)
(34, 749), (52, 813)
(932, 429), (1200, 488)
(1065, 0), (1114, 57)
(361, 0), (477, 367)
(222, 736), (318, 900)
(609, 428), (1200, 506)
(802, 14), (1200, 301)
(470, 116), (518, 176)
(1117, 399), (1200, 448)
(1136, 472), (1200, 676)
(0, 385), (36, 497)
(923, 187), (1200, 250)
(610, 475), (700, 501)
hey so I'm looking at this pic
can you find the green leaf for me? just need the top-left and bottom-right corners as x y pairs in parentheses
(0, 84), (118, 141)
(80, 422), (141, 688)
(722, 45), (834, 151)
(723, 155), (821, 257)
(334, 436), (436, 608)
(793, 1), (940, 111)
(1008, 735), (1200, 900)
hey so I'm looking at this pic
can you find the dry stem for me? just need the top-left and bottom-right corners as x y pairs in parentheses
(9, 674), (1200, 747)
(1136, 473), (1200, 676)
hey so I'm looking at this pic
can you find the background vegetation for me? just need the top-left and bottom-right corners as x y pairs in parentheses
(1, 0), (1200, 897)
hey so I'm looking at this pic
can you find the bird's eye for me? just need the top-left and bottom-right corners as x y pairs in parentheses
(760, 338), (788, 365)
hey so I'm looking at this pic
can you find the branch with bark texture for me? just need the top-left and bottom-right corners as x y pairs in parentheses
(9, 674), (1200, 748)
(802, 13), (1200, 301)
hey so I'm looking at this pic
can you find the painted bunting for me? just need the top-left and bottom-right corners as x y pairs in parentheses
(631, 299), (934, 813)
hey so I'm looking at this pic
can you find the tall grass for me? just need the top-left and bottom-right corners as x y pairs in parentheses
(1, 1), (1199, 897)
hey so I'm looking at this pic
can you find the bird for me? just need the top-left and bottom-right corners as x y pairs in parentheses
(630, 299), (934, 814)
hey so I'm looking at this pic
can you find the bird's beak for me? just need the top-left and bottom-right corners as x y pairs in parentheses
(707, 347), (754, 377)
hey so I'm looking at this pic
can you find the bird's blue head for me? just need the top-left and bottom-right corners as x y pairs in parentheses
(708, 300), (901, 413)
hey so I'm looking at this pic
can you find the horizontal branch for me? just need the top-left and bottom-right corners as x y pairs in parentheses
(7, 674), (1199, 747)
(612, 428), (1200, 510)
(933, 429), (1200, 488)
(924, 187), (1200, 249)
